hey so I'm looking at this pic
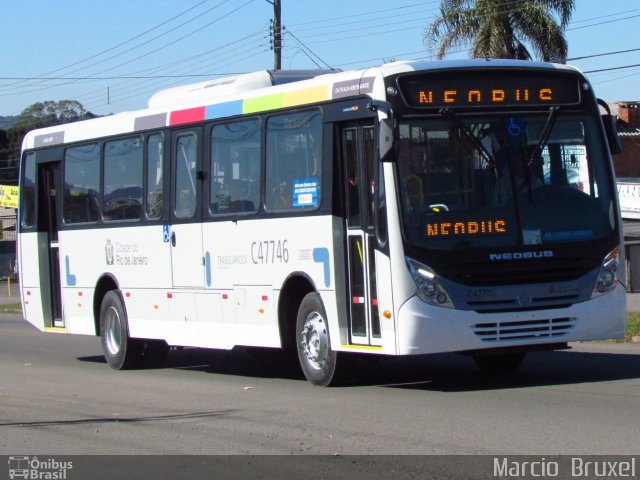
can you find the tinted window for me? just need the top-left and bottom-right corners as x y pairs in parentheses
(211, 120), (260, 215)
(103, 137), (143, 222)
(146, 134), (164, 219)
(21, 152), (36, 228)
(265, 110), (322, 211)
(63, 143), (100, 224)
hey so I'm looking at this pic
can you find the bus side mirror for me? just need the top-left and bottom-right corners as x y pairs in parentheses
(597, 98), (622, 155)
(602, 114), (622, 155)
(379, 118), (395, 162)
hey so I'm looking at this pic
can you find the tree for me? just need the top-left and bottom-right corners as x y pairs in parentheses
(5, 101), (96, 184)
(11, 100), (95, 132)
(425, 0), (575, 62)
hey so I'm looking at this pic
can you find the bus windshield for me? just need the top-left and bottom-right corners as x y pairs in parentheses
(397, 113), (615, 250)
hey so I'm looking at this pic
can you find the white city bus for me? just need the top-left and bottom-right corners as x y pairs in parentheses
(18, 60), (625, 385)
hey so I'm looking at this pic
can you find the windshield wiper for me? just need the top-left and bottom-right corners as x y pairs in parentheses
(529, 106), (560, 166)
(439, 108), (496, 168)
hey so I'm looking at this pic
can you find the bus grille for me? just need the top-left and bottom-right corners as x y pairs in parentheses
(472, 317), (576, 342)
(451, 258), (596, 286)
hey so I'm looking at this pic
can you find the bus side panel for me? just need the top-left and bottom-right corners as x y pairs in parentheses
(202, 215), (337, 349)
(19, 232), (47, 331)
(62, 287), (95, 335)
(58, 225), (173, 336)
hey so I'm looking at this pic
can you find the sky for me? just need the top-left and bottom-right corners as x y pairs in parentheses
(1, 0), (639, 125)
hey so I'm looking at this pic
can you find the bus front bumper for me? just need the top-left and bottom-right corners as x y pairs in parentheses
(396, 284), (626, 355)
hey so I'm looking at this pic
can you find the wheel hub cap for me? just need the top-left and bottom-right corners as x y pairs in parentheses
(104, 306), (122, 355)
(300, 312), (328, 371)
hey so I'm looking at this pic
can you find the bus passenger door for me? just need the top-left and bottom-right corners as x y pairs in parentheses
(341, 124), (383, 347)
(170, 128), (205, 288)
(38, 161), (64, 327)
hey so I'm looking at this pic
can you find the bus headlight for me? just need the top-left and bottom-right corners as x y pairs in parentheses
(406, 257), (454, 308)
(591, 247), (620, 298)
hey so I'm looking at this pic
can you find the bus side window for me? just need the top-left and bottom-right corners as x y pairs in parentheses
(103, 136), (143, 222)
(146, 134), (164, 219)
(210, 120), (260, 215)
(265, 110), (322, 212)
(21, 152), (36, 228)
(63, 143), (100, 224)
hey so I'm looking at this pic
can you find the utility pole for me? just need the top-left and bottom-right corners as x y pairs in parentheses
(271, 0), (282, 70)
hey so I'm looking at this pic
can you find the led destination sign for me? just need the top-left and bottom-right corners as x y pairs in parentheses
(426, 219), (507, 237)
(399, 71), (581, 108)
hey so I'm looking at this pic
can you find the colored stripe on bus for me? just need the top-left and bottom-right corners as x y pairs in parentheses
(169, 106), (206, 126)
(243, 93), (285, 114)
(134, 113), (167, 131)
(284, 85), (328, 107)
(165, 85), (330, 127)
(205, 100), (243, 120)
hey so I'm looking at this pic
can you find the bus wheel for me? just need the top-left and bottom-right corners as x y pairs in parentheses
(472, 352), (526, 374)
(100, 290), (143, 370)
(296, 292), (339, 386)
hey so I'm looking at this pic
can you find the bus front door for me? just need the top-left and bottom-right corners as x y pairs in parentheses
(341, 124), (383, 347)
(38, 161), (64, 327)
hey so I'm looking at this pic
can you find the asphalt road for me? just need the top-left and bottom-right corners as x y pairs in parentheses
(1, 313), (640, 458)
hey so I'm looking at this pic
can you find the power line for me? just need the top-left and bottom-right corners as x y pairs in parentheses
(568, 48), (640, 61)
(0, 0), (260, 106)
(584, 63), (640, 74)
(0, 75), (247, 81)
(0, 0), (255, 97)
(4, 1), (640, 118)
(0, 0), (213, 92)
(283, 29), (333, 70)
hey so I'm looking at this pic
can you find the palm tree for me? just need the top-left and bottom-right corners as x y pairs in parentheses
(426, 0), (575, 62)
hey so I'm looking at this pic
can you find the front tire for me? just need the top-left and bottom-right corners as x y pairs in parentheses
(296, 292), (342, 386)
(100, 290), (143, 370)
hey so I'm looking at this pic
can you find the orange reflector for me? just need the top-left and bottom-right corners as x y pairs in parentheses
(383, 310), (392, 319)
(258, 308), (265, 314)
(77, 303), (82, 308)
(153, 305), (159, 310)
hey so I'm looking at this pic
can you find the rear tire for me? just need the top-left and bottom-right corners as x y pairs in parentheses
(100, 290), (143, 370)
(296, 292), (344, 386)
(473, 352), (526, 374)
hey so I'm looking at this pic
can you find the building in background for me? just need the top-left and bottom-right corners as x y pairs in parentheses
(611, 101), (640, 178)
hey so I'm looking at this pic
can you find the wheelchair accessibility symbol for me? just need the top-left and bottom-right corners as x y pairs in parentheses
(163, 225), (170, 243)
(507, 117), (524, 137)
